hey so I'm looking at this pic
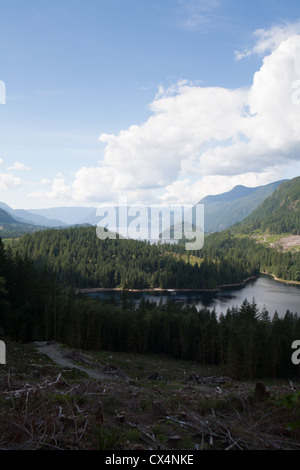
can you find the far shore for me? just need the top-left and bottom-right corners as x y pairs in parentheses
(75, 276), (258, 295)
(260, 272), (300, 286)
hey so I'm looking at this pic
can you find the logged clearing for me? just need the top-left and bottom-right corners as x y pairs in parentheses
(272, 235), (300, 251)
(0, 340), (299, 451)
(251, 233), (300, 252)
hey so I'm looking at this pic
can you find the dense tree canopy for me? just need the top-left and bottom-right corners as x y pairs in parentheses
(1, 233), (299, 380)
(8, 226), (260, 289)
(232, 177), (300, 235)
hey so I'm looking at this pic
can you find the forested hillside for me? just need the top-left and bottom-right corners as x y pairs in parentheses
(9, 214), (300, 291)
(1, 235), (299, 380)
(197, 231), (300, 282)
(0, 238), (58, 342)
(232, 177), (300, 235)
(198, 179), (285, 232)
(0, 208), (46, 238)
(9, 226), (257, 290)
(1, 176), (300, 380)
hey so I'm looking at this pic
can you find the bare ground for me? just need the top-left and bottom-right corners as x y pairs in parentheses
(34, 342), (118, 381)
(0, 340), (299, 451)
(272, 235), (300, 251)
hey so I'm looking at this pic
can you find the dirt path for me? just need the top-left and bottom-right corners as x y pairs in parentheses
(35, 342), (116, 381)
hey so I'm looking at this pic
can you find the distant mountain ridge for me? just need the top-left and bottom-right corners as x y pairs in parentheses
(0, 202), (66, 228)
(200, 184), (262, 204)
(28, 206), (96, 226)
(232, 177), (300, 235)
(26, 180), (288, 231)
(0, 208), (19, 225)
(0, 178), (291, 238)
(0, 207), (47, 238)
(198, 180), (287, 233)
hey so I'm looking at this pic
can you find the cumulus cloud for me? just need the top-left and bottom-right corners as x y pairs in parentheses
(0, 159), (22, 189)
(235, 21), (300, 60)
(29, 174), (72, 202)
(0, 173), (21, 190)
(40, 178), (51, 185)
(7, 162), (31, 171)
(34, 25), (300, 206)
(161, 167), (287, 205)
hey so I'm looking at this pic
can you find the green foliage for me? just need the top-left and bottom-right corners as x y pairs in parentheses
(95, 425), (123, 450)
(1, 232), (300, 381)
(0, 208), (46, 238)
(9, 226), (258, 290)
(0, 237), (58, 342)
(277, 391), (300, 409)
(1, 176), (300, 385)
(232, 177), (300, 236)
(200, 180), (284, 233)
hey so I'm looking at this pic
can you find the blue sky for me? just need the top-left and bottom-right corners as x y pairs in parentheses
(0, 0), (300, 209)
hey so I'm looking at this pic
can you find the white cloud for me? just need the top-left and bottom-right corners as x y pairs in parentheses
(235, 21), (300, 60)
(7, 161), (31, 171)
(94, 34), (300, 204)
(72, 166), (115, 202)
(32, 26), (300, 207)
(0, 173), (21, 190)
(40, 178), (51, 186)
(161, 167), (287, 205)
(0, 159), (22, 190)
(29, 174), (72, 202)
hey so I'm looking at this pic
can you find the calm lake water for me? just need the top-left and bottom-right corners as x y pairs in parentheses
(89, 275), (300, 318)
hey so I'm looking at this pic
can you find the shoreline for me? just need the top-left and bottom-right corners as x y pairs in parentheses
(260, 272), (300, 286)
(75, 276), (258, 295)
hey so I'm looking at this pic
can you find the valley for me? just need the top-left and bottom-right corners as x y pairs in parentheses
(1, 177), (300, 452)
(2, 2), (300, 455)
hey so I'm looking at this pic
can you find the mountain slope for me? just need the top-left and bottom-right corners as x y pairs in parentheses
(0, 208), (46, 238)
(0, 208), (20, 224)
(199, 180), (286, 233)
(28, 206), (96, 225)
(233, 177), (300, 235)
(5, 180), (285, 232)
(0, 202), (66, 227)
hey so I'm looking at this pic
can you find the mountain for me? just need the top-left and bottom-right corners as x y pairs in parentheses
(8, 224), (256, 290)
(0, 208), (47, 238)
(0, 178), (290, 238)
(27, 206), (96, 226)
(208, 176), (300, 282)
(0, 202), (66, 228)
(233, 177), (300, 235)
(0, 208), (19, 225)
(198, 180), (287, 233)
(11, 209), (66, 228)
(162, 179), (286, 240)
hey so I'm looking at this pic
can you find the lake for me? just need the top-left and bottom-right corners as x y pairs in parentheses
(87, 274), (300, 318)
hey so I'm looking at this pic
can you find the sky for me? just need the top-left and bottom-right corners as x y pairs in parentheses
(0, 0), (300, 209)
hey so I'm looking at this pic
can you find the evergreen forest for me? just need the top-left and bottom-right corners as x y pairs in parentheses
(1, 234), (300, 380)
